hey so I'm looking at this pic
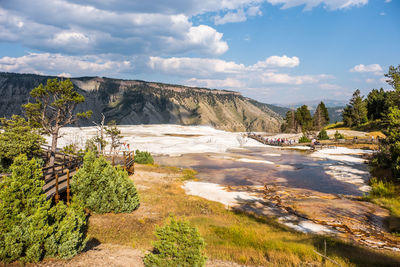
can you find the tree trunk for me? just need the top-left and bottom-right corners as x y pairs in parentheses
(49, 128), (59, 167)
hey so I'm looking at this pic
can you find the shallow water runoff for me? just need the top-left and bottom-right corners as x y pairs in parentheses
(156, 145), (371, 196)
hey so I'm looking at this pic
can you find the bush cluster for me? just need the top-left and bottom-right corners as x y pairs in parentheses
(334, 130), (345, 140)
(298, 135), (311, 143)
(72, 152), (140, 213)
(0, 155), (87, 263)
(135, 149), (154, 164)
(144, 217), (206, 267)
(317, 129), (329, 140)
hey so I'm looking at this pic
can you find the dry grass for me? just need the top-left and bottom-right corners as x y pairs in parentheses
(87, 164), (400, 266)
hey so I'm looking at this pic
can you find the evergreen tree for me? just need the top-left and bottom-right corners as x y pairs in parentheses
(295, 105), (312, 132)
(282, 110), (297, 133)
(366, 88), (387, 120)
(373, 65), (400, 180)
(342, 89), (368, 127)
(312, 102), (329, 130)
(23, 78), (92, 167)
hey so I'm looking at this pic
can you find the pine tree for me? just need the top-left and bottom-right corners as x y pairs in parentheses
(282, 110), (297, 133)
(342, 89), (367, 127)
(312, 102), (329, 130)
(23, 78), (92, 167)
(366, 88), (387, 120)
(295, 105), (312, 132)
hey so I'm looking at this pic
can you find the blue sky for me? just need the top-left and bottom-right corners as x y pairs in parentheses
(0, 0), (399, 104)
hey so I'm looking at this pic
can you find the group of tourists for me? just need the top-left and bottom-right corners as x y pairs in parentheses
(248, 133), (298, 146)
(264, 137), (298, 145)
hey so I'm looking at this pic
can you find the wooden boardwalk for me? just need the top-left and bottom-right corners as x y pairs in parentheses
(247, 133), (378, 149)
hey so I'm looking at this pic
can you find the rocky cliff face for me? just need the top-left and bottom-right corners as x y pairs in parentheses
(0, 72), (282, 132)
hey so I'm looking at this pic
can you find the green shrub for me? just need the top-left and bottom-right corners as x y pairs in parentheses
(317, 129), (329, 140)
(71, 152), (140, 213)
(144, 217), (206, 267)
(369, 177), (396, 198)
(298, 135), (311, 143)
(135, 149), (154, 164)
(0, 155), (87, 263)
(334, 130), (345, 140)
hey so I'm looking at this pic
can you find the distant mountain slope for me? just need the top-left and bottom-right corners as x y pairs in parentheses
(0, 72), (282, 132)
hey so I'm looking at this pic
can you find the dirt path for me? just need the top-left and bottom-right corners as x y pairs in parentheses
(31, 243), (247, 267)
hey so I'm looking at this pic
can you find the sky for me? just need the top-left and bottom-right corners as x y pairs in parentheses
(0, 0), (399, 105)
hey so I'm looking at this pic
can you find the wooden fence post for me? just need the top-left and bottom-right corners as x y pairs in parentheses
(123, 151), (127, 171)
(55, 174), (59, 204)
(132, 152), (135, 174)
(66, 169), (70, 206)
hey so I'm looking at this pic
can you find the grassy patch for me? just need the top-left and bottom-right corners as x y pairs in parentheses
(365, 177), (400, 234)
(325, 122), (346, 130)
(87, 164), (400, 266)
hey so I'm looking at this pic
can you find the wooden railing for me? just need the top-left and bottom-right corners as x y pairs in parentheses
(40, 145), (83, 203)
(123, 151), (135, 174)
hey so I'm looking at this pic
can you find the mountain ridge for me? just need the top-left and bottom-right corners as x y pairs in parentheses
(0, 72), (283, 132)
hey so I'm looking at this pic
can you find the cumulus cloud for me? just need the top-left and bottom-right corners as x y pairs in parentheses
(0, 0), (368, 57)
(267, 0), (368, 11)
(0, 53), (132, 77)
(0, 1), (228, 56)
(350, 64), (383, 75)
(251, 55), (300, 69)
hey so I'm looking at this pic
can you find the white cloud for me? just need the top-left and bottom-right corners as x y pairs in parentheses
(214, 5), (263, 25)
(0, 53), (132, 76)
(385, 0), (391, 3)
(0, 1), (228, 56)
(267, 0), (368, 10)
(214, 9), (247, 25)
(148, 55), (300, 79)
(379, 12), (385, 16)
(366, 78), (375, 83)
(186, 78), (246, 88)
(148, 55), (331, 88)
(350, 64), (383, 75)
(0, 0), (370, 57)
(251, 55), (300, 69)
